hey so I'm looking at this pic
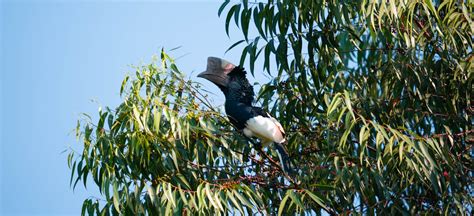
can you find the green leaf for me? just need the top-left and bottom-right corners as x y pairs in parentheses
(327, 93), (343, 116)
(170, 63), (179, 73)
(239, 46), (249, 67)
(253, 7), (266, 39)
(278, 191), (291, 216)
(178, 187), (188, 206)
(112, 182), (121, 214)
(205, 184), (219, 211)
(213, 191), (224, 212)
(153, 108), (161, 132)
(225, 5), (238, 36)
(120, 75), (129, 96)
(166, 183), (176, 208)
(241, 8), (250, 41)
(218, 0), (230, 17)
(227, 191), (244, 215)
(305, 190), (329, 211)
(233, 4), (241, 27)
(69, 161), (76, 187)
(233, 190), (253, 207)
(344, 90), (355, 121)
(81, 199), (89, 216)
(225, 39), (246, 54)
(147, 185), (156, 205)
(399, 141), (405, 161)
(288, 190), (304, 210)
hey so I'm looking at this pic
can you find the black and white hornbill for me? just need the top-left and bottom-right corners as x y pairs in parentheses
(198, 57), (293, 174)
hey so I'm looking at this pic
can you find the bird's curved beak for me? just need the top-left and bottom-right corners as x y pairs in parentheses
(197, 71), (229, 87)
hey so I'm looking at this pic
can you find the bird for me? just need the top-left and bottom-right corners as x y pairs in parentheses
(198, 57), (293, 174)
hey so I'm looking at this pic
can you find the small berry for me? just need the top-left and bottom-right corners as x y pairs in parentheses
(443, 171), (449, 178)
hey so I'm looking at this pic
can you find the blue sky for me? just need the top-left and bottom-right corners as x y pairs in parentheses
(0, 0), (265, 215)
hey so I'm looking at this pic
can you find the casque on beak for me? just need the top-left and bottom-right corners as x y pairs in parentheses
(198, 57), (236, 87)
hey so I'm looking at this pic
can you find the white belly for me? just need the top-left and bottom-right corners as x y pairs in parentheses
(243, 116), (285, 144)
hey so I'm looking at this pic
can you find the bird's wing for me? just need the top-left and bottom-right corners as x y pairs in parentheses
(244, 116), (286, 143)
(244, 108), (286, 144)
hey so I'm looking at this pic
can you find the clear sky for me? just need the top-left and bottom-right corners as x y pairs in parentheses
(0, 0), (264, 215)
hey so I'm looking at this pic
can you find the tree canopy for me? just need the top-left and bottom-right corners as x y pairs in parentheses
(69, 0), (473, 215)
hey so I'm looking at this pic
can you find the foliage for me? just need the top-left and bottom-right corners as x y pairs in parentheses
(69, 0), (473, 215)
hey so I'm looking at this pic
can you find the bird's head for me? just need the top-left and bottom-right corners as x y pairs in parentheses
(198, 57), (236, 89)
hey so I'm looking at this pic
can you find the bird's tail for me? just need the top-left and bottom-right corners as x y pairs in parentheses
(274, 142), (294, 175)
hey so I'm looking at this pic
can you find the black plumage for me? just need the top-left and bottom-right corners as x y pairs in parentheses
(222, 66), (258, 129)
